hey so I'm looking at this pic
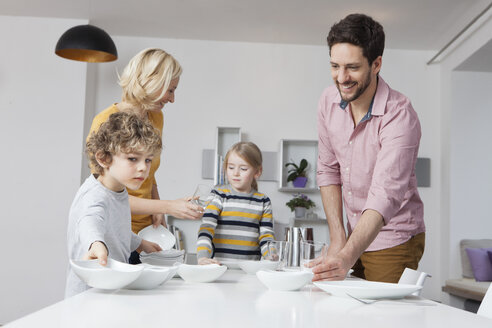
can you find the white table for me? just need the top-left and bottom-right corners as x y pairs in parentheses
(6, 270), (492, 327)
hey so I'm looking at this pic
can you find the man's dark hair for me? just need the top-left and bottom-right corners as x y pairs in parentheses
(327, 13), (385, 64)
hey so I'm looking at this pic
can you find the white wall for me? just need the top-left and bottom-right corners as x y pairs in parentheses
(0, 16), (88, 324)
(0, 14), (454, 324)
(93, 36), (442, 299)
(449, 71), (492, 275)
(437, 14), (492, 308)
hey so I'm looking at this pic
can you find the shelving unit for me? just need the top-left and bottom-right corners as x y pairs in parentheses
(294, 218), (327, 225)
(279, 139), (318, 192)
(214, 127), (241, 185)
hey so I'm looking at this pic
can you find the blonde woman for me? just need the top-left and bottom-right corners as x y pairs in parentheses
(88, 48), (203, 263)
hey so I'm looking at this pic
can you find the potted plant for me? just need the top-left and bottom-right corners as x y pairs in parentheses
(285, 158), (308, 188)
(286, 193), (316, 218)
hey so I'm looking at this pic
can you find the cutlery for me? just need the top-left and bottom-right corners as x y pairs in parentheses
(346, 293), (436, 306)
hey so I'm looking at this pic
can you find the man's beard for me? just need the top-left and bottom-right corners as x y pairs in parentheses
(337, 71), (372, 103)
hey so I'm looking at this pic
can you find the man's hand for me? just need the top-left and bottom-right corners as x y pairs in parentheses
(311, 254), (352, 281)
(83, 241), (108, 266)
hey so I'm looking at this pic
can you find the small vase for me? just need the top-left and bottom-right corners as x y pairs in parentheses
(294, 207), (306, 218)
(292, 176), (307, 188)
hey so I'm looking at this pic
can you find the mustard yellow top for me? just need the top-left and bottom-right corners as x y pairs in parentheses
(87, 104), (163, 233)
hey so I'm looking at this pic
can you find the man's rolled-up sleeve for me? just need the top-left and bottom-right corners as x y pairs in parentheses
(317, 95), (341, 187)
(363, 100), (421, 224)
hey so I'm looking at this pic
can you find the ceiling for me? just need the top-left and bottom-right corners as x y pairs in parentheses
(1, 0), (491, 51)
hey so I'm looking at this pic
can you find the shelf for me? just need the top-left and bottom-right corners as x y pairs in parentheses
(294, 217), (326, 223)
(278, 187), (318, 193)
(279, 139), (318, 191)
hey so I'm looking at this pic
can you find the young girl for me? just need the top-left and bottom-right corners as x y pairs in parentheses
(65, 112), (163, 298)
(197, 142), (275, 264)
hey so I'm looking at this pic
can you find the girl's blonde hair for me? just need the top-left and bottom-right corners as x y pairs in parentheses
(119, 48), (182, 111)
(223, 142), (263, 191)
(87, 112), (162, 175)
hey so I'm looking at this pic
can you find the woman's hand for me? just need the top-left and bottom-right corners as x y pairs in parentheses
(137, 239), (162, 254)
(83, 241), (108, 266)
(198, 257), (221, 265)
(167, 198), (204, 220)
(152, 213), (166, 228)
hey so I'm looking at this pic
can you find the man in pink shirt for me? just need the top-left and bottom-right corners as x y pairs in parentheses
(312, 13), (425, 283)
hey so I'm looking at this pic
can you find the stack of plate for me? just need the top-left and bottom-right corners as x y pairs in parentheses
(138, 225), (185, 266)
(140, 249), (185, 266)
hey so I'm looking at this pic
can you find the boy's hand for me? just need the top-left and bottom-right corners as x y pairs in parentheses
(83, 241), (108, 266)
(198, 257), (220, 265)
(137, 239), (162, 254)
(152, 213), (166, 228)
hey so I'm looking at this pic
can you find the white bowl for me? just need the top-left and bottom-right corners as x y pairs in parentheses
(238, 260), (279, 274)
(124, 264), (174, 290)
(219, 259), (244, 270)
(138, 225), (176, 250)
(256, 269), (313, 291)
(177, 264), (227, 283)
(70, 259), (143, 290)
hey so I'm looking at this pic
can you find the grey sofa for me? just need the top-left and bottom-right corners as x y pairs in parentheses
(442, 239), (492, 303)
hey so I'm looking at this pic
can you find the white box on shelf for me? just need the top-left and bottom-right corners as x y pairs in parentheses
(279, 139), (318, 192)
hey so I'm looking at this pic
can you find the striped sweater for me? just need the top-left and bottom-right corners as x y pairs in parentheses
(196, 185), (275, 260)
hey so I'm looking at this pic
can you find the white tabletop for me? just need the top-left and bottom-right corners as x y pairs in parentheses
(7, 270), (492, 328)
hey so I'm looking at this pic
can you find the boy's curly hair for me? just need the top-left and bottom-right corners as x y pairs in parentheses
(86, 112), (162, 175)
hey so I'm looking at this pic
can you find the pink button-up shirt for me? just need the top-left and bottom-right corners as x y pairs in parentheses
(317, 77), (425, 251)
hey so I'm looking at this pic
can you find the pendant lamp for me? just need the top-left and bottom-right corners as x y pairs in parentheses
(55, 24), (117, 62)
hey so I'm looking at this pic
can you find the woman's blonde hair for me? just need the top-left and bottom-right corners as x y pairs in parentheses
(87, 112), (162, 175)
(119, 48), (182, 111)
(223, 142), (263, 191)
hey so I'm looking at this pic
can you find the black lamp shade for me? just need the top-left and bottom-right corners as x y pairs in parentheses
(55, 24), (118, 62)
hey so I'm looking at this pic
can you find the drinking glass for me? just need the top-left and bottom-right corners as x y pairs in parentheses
(265, 240), (291, 271)
(300, 241), (328, 272)
(192, 184), (213, 209)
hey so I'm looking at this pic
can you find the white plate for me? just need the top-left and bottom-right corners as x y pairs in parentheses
(218, 259), (244, 270)
(140, 249), (185, 258)
(313, 280), (422, 299)
(138, 225), (175, 250)
(238, 260), (279, 274)
(140, 256), (184, 267)
(70, 259), (143, 290)
(177, 264), (227, 283)
(124, 264), (174, 290)
(256, 269), (313, 291)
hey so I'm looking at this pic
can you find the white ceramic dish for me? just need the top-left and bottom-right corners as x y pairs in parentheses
(124, 264), (174, 290)
(70, 259), (143, 290)
(140, 249), (185, 258)
(140, 255), (184, 267)
(238, 260), (279, 274)
(313, 280), (422, 299)
(218, 259), (243, 270)
(256, 269), (313, 291)
(138, 225), (176, 250)
(177, 264), (227, 283)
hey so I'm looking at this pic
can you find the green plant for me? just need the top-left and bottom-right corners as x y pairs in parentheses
(285, 193), (316, 211)
(285, 158), (308, 182)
